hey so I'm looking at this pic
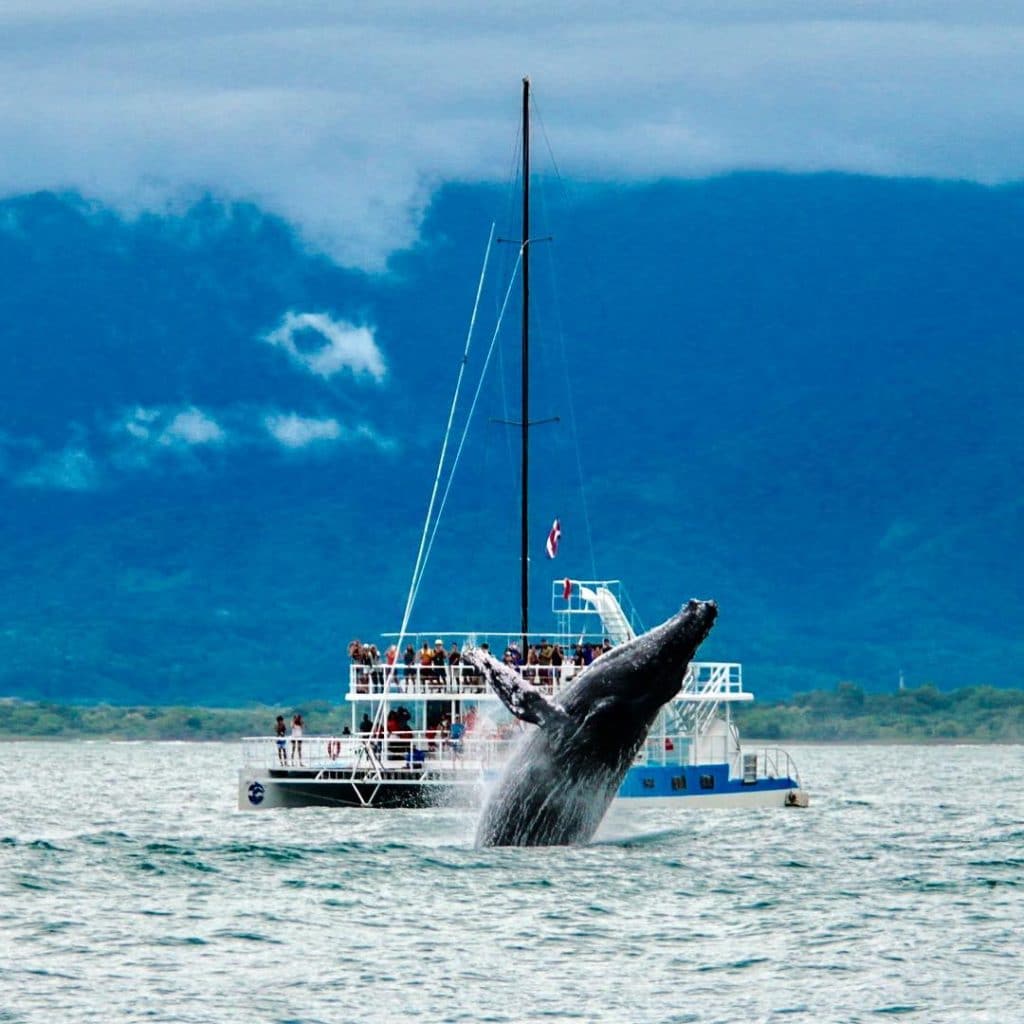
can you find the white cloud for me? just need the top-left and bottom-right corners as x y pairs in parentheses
(264, 413), (341, 448)
(160, 408), (225, 446)
(17, 446), (99, 491)
(349, 423), (396, 452)
(109, 404), (226, 469)
(264, 312), (386, 382)
(1, 401), (396, 489)
(1, 2), (1023, 268)
(264, 412), (395, 452)
(122, 405), (160, 441)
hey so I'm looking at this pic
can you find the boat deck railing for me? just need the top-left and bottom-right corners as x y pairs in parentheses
(636, 734), (693, 768)
(744, 747), (803, 788)
(240, 730), (710, 774)
(240, 732), (518, 774)
(344, 660), (746, 702)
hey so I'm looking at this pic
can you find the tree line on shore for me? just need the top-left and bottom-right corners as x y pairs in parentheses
(734, 682), (1024, 742)
(3, 682), (1024, 742)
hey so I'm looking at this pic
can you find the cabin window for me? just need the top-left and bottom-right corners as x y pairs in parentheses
(699, 774), (715, 790)
(671, 776), (686, 791)
(642, 777), (655, 789)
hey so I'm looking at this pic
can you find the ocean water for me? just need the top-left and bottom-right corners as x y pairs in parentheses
(2, 742), (1021, 1023)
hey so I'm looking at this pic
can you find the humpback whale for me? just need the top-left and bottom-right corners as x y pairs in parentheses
(465, 599), (718, 847)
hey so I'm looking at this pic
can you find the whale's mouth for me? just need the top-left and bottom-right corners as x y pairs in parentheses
(636, 598), (718, 656)
(674, 598), (718, 647)
(680, 597), (718, 627)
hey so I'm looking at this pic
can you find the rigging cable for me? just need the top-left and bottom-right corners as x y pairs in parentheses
(375, 224), (495, 730)
(409, 247), (525, 612)
(532, 95), (599, 581)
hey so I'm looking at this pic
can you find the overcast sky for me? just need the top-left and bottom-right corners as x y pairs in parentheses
(3, 1), (1024, 267)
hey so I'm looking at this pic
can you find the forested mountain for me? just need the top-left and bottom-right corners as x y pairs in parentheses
(1, 174), (1021, 704)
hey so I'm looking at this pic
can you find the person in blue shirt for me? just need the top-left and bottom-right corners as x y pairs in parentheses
(449, 715), (466, 755)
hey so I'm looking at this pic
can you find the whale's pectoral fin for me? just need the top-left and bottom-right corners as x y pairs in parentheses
(463, 650), (570, 728)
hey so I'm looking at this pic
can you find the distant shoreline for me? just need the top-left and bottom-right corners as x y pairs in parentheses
(3, 682), (1023, 743)
(7, 736), (1023, 747)
(734, 682), (1024, 744)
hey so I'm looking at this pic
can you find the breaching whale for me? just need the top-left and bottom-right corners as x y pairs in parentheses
(464, 598), (718, 847)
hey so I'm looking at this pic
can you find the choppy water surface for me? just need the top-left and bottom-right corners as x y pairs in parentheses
(2, 742), (1022, 1023)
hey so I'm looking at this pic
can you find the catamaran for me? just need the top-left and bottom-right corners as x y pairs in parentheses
(238, 80), (807, 812)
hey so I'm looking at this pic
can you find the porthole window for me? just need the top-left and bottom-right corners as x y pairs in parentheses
(699, 774), (715, 790)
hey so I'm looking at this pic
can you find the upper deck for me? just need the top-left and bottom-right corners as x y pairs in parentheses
(345, 580), (751, 706)
(345, 656), (750, 704)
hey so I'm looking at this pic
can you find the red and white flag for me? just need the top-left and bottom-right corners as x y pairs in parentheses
(545, 518), (561, 559)
(562, 577), (572, 600)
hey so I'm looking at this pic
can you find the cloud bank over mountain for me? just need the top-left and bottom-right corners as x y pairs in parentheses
(0, 192), (399, 491)
(2, 2), (1023, 267)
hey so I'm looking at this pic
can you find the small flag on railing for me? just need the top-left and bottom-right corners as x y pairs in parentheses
(563, 577), (572, 600)
(545, 518), (561, 559)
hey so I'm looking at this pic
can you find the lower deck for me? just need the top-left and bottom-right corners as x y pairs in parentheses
(238, 734), (805, 810)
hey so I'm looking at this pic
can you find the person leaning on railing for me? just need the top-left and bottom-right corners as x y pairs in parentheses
(551, 643), (564, 685)
(525, 645), (540, 682)
(290, 713), (304, 766)
(275, 715), (287, 765)
(538, 638), (554, 668)
(444, 642), (460, 688)
(418, 642), (433, 690)
(431, 640), (447, 687)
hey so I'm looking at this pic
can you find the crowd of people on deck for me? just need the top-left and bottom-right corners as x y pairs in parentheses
(263, 634), (620, 767)
(270, 635), (621, 765)
(345, 635), (616, 692)
(269, 632), (624, 766)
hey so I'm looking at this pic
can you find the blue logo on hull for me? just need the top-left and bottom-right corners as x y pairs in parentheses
(248, 781), (265, 805)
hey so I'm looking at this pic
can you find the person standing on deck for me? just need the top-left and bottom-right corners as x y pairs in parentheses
(447, 642), (461, 688)
(538, 639), (554, 686)
(448, 715), (465, 756)
(418, 642), (434, 689)
(432, 639), (447, 690)
(291, 713), (304, 766)
(275, 715), (287, 765)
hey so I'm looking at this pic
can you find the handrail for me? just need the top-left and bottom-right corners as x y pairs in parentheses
(753, 746), (803, 788)
(240, 734), (802, 786)
(240, 731), (521, 771)
(344, 660), (746, 700)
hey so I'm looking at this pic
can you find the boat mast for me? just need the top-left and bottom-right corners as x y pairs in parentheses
(520, 76), (531, 650)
